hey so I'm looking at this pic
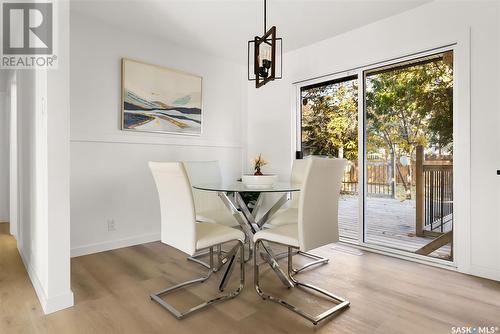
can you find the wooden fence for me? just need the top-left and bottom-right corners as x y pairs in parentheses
(341, 153), (453, 209)
(341, 160), (402, 198)
(367, 162), (393, 197)
(341, 161), (359, 194)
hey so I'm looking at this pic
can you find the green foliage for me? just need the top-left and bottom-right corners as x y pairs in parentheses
(301, 53), (453, 162)
(366, 54), (453, 157)
(301, 80), (358, 160)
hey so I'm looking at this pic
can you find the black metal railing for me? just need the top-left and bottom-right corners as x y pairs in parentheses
(424, 164), (453, 232)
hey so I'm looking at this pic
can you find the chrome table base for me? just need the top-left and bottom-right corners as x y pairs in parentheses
(217, 191), (294, 288)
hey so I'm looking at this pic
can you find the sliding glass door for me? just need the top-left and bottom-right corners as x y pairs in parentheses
(297, 49), (454, 261)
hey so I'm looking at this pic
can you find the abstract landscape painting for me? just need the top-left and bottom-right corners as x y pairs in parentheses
(121, 58), (202, 135)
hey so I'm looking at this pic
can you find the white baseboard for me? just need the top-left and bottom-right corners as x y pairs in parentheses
(468, 264), (500, 282)
(18, 248), (74, 314)
(71, 233), (161, 257)
(43, 291), (74, 314)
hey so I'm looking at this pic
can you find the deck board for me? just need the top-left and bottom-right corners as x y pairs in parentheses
(338, 196), (452, 259)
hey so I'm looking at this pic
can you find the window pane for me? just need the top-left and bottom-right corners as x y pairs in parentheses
(364, 51), (454, 260)
(300, 76), (359, 240)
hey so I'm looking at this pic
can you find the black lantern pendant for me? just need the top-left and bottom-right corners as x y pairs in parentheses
(248, 0), (282, 88)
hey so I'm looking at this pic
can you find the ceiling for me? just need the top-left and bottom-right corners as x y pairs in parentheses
(74, 0), (430, 64)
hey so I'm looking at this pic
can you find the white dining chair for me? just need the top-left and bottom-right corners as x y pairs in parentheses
(182, 161), (239, 227)
(253, 157), (349, 325)
(148, 162), (245, 319)
(182, 161), (241, 268)
(266, 158), (306, 224)
(266, 158), (330, 273)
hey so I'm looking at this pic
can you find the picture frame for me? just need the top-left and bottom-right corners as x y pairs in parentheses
(121, 58), (203, 135)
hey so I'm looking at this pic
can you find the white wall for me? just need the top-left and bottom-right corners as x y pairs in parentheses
(9, 72), (18, 237)
(246, 1), (500, 281)
(0, 91), (9, 222)
(45, 0), (73, 312)
(69, 12), (247, 256)
(11, 0), (73, 314)
(15, 69), (49, 310)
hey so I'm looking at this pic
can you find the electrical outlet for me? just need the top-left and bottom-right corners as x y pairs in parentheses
(107, 219), (116, 231)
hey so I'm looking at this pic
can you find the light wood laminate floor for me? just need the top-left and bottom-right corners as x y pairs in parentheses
(1, 222), (499, 334)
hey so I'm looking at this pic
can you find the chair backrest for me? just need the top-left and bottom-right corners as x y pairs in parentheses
(182, 161), (225, 213)
(298, 157), (346, 252)
(149, 162), (197, 255)
(288, 159), (308, 208)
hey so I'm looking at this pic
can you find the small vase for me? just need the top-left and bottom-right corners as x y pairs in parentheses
(254, 167), (263, 176)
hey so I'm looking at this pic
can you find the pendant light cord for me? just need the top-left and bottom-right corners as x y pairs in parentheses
(264, 0), (267, 33)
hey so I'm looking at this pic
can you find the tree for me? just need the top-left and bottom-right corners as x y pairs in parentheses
(365, 54), (453, 158)
(300, 52), (453, 199)
(301, 80), (358, 160)
(365, 53), (453, 196)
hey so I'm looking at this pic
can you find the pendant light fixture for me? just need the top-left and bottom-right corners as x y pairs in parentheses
(248, 0), (282, 88)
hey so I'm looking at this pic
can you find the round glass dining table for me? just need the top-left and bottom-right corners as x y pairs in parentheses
(192, 181), (301, 288)
(193, 182), (301, 193)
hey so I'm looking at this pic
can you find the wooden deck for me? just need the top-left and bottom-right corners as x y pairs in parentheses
(338, 196), (452, 259)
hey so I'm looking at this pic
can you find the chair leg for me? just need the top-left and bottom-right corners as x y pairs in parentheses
(187, 249), (212, 270)
(273, 249), (329, 273)
(152, 241), (245, 319)
(293, 251), (329, 273)
(187, 245), (229, 271)
(254, 240), (349, 326)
